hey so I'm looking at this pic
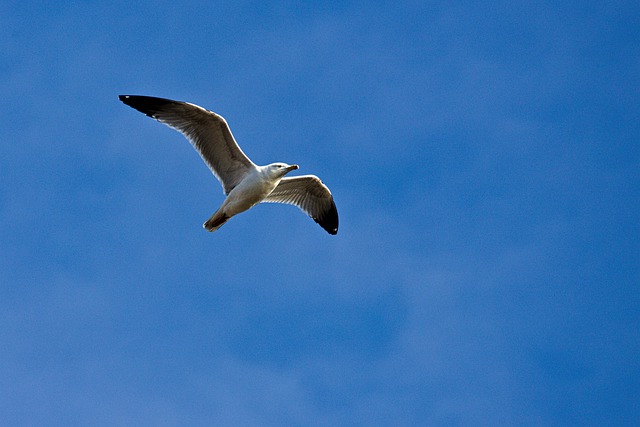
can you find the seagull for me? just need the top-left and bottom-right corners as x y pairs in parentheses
(119, 95), (338, 235)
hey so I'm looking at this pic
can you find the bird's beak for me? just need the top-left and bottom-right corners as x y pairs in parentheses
(287, 164), (299, 172)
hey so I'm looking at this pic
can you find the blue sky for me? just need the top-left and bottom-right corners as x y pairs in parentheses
(1, 1), (638, 425)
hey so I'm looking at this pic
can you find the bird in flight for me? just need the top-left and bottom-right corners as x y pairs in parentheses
(119, 95), (338, 235)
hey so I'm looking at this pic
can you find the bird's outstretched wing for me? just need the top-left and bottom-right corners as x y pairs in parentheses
(119, 95), (256, 194)
(263, 175), (339, 235)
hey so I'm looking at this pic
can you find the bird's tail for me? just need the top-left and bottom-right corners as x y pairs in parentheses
(203, 210), (230, 232)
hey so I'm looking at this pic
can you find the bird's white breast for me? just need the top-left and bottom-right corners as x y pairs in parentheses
(222, 168), (282, 215)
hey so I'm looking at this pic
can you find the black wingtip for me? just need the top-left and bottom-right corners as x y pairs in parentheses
(316, 198), (339, 235)
(118, 95), (180, 118)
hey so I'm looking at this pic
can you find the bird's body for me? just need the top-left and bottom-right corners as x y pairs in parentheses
(119, 95), (338, 234)
(204, 164), (298, 231)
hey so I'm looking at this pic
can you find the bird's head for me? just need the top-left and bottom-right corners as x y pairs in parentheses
(268, 163), (299, 177)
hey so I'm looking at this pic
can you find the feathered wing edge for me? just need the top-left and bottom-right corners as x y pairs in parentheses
(119, 95), (255, 194)
(263, 175), (338, 235)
